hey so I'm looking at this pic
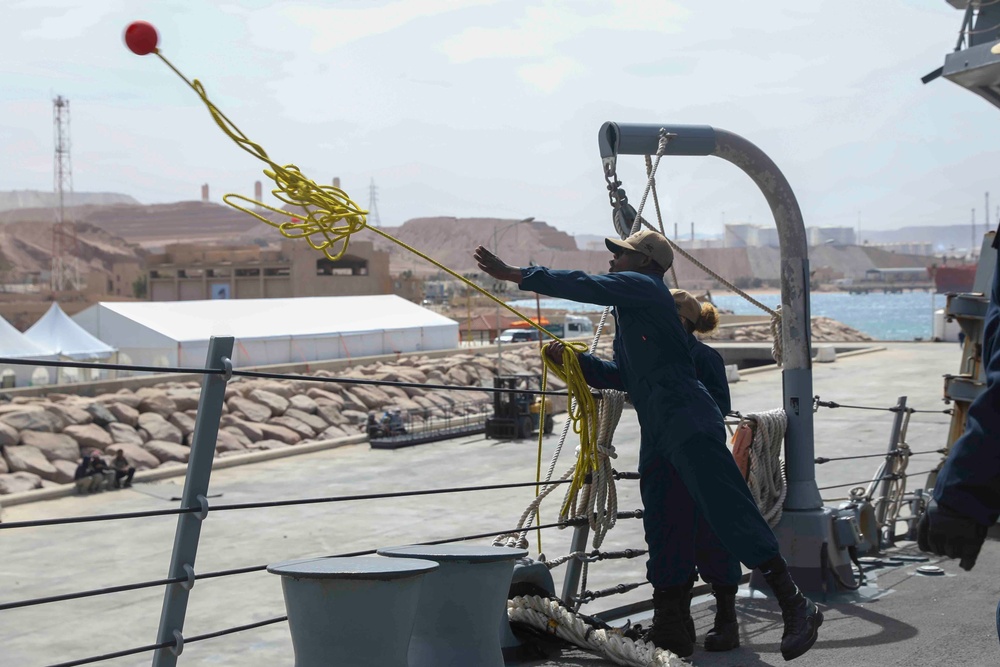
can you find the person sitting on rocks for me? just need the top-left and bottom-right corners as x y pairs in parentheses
(112, 450), (136, 489)
(73, 455), (103, 494)
(89, 452), (116, 492)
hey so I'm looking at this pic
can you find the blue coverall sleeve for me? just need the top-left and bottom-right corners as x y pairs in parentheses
(934, 250), (1000, 526)
(576, 351), (625, 391)
(697, 346), (732, 416)
(519, 266), (662, 308)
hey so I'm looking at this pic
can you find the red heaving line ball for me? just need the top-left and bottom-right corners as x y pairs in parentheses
(124, 21), (159, 56)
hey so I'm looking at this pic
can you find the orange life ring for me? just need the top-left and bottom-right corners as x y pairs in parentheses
(731, 421), (754, 481)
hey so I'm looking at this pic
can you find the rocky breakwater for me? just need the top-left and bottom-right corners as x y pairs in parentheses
(0, 344), (578, 497)
(713, 316), (874, 343)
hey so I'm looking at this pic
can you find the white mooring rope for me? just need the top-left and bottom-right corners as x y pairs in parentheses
(508, 595), (689, 667)
(744, 409), (788, 527)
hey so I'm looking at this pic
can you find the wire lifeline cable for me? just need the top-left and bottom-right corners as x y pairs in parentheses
(0, 476), (596, 531)
(44, 616), (289, 667)
(2, 514), (644, 613)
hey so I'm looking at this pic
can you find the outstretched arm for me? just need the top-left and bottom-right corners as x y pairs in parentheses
(473, 246), (663, 309)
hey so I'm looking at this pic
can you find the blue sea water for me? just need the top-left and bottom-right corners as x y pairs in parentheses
(508, 290), (941, 341)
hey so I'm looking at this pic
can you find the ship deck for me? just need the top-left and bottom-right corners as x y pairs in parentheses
(519, 538), (1000, 666)
(4, 342), (994, 667)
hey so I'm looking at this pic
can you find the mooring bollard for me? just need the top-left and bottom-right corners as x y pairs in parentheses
(377, 544), (528, 667)
(267, 556), (438, 667)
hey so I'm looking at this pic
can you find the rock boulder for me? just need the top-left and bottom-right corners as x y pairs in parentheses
(20, 431), (81, 463)
(0, 471), (43, 494)
(64, 423), (114, 452)
(137, 413), (183, 444)
(4, 445), (57, 479)
(141, 440), (190, 464)
(107, 443), (160, 470)
(108, 403), (139, 427)
(228, 396), (272, 423)
(249, 389), (289, 416)
(108, 422), (145, 446)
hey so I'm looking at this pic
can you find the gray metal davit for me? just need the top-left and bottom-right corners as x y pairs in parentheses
(597, 122), (855, 593)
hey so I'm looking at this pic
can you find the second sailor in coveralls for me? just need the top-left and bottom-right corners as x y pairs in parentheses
(474, 229), (821, 661)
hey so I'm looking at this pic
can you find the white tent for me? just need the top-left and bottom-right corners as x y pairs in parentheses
(25, 303), (118, 361)
(0, 315), (58, 387)
(72, 295), (460, 369)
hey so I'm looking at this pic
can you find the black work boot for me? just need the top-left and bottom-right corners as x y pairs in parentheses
(643, 586), (695, 657)
(682, 574), (697, 643)
(704, 584), (740, 652)
(759, 557), (823, 661)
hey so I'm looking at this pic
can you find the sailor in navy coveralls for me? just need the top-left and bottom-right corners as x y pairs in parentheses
(474, 229), (821, 661)
(919, 230), (1000, 571)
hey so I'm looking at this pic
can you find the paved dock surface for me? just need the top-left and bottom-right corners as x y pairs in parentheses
(3, 342), (994, 666)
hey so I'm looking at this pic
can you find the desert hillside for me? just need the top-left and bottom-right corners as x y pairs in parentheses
(0, 190), (138, 213)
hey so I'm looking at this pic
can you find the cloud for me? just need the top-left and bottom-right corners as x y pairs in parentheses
(519, 56), (584, 93)
(438, 1), (687, 63)
(260, 0), (499, 52)
(18, 0), (129, 40)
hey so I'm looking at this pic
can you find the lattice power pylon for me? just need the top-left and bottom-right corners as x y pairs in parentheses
(51, 95), (82, 291)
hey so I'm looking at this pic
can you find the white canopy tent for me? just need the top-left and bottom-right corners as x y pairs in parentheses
(0, 315), (58, 387)
(72, 295), (460, 370)
(25, 303), (118, 360)
(24, 303), (118, 384)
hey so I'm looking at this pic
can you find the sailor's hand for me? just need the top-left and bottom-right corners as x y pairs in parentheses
(916, 499), (988, 571)
(544, 341), (567, 366)
(474, 246), (521, 283)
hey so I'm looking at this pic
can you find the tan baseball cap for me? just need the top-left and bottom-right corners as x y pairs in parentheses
(670, 289), (701, 325)
(604, 229), (674, 271)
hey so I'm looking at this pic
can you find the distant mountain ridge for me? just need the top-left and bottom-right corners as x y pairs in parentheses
(0, 190), (139, 213)
(859, 224), (988, 250)
(582, 223), (992, 252)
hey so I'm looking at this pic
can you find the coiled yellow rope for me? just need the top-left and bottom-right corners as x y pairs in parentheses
(155, 51), (548, 330)
(151, 50), (605, 547)
(541, 341), (600, 519)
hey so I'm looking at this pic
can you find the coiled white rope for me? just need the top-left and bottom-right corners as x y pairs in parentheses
(508, 595), (689, 667)
(745, 409), (788, 528)
(568, 390), (626, 548)
(493, 389), (626, 551)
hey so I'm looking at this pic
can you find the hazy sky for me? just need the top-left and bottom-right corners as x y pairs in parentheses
(2, 0), (997, 238)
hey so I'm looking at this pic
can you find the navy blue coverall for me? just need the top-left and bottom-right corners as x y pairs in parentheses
(933, 248), (1000, 527)
(685, 336), (742, 587)
(519, 266), (779, 588)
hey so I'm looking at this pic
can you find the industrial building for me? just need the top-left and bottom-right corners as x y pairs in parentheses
(145, 237), (391, 301)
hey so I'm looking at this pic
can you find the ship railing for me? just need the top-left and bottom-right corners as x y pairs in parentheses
(0, 344), (955, 666)
(812, 394), (953, 548)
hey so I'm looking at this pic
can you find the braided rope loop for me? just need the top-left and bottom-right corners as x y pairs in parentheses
(743, 409), (788, 527)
